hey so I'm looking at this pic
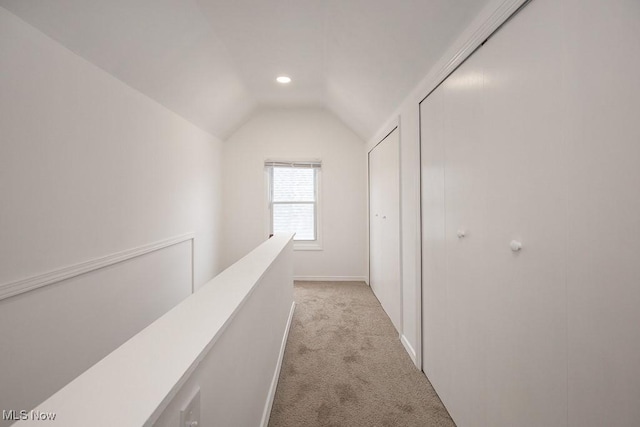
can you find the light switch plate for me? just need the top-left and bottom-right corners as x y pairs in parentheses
(179, 387), (201, 427)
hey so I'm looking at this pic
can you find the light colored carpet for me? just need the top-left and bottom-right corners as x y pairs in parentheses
(268, 281), (456, 427)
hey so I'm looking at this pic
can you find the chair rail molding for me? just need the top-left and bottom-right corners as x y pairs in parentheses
(0, 233), (196, 301)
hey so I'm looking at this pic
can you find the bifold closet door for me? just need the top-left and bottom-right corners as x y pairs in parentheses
(441, 50), (489, 427)
(422, 49), (490, 426)
(369, 129), (400, 332)
(481, 0), (567, 426)
(420, 83), (448, 402)
(421, 0), (567, 426)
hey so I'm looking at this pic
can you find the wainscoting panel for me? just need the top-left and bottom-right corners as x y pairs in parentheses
(0, 238), (193, 427)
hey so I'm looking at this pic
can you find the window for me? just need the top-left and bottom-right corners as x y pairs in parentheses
(266, 160), (321, 249)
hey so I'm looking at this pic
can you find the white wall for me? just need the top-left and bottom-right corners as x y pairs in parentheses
(0, 7), (223, 423)
(222, 107), (367, 280)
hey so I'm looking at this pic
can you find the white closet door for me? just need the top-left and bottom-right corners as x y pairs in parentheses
(421, 1), (567, 426)
(369, 129), (401, 332)
(482, 1), (567, 425)
(369, 142), (383, 302)
(421, 0), (640, 426)
(441, 50), (489, 427)
(420, 85), (450, 401)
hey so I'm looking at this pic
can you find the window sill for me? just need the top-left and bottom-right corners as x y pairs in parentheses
(293, 243), (323, 251)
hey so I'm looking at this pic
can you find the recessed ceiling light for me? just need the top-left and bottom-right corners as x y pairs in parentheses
(276, 76), (292, 84)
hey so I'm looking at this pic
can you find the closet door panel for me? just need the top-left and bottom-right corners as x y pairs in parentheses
(441, 52), (488, 427)
(481, 0), (567, 426)
(369, 146), (383, 298)
(379, 130), (401, 332)
(369, 130), (401, 332)
(420, 87), (451, 401)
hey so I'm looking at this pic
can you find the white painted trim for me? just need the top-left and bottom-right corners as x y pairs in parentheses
(414, 154), (424, 371)
(293, 276), (367, 282)
(400, 334), (417, 366)
(431, 0), (527, 93)
(396, 120), (405, 338)
(265, 159), (324, 252)
(368, 119), (400, 154)
(429, 0), (528, 102)
(260, 301), (296, 427)
(0, 233), (195, 301)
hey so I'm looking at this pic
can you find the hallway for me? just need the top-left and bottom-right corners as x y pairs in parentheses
(269, 282), (454, 427)
(2, 1), (639, 425)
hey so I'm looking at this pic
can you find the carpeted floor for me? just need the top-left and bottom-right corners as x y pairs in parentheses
(268, 281), (456, 427)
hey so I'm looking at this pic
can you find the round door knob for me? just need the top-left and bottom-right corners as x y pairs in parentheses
(457, 230), (466, 238)
(510, 240), (522, 252)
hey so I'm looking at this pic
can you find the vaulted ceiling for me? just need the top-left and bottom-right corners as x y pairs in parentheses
(0, 0), (489, 140)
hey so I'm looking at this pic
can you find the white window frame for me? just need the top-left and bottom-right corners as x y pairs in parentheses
(265, 160), (323, 251)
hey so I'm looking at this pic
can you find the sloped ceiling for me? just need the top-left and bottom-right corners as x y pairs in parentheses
(0, 0), (489, 140)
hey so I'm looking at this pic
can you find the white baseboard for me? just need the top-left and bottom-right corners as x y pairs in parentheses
(293, 276), (367, 282)
(400, 334), (417, 366)
(260, 301), (296, 427)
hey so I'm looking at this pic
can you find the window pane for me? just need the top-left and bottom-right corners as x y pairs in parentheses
(273, 167), (315, 202)
(273, 203), (315, 240)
